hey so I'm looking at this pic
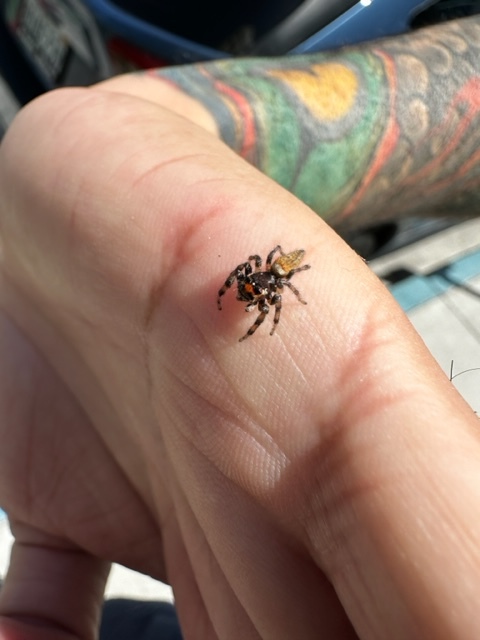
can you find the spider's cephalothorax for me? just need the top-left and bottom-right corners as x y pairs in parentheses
(217, 245), (311, 342)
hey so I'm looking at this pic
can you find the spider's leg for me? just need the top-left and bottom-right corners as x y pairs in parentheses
(247, 254), (262, 271)
(269, 293), (282, 336)
(217, 263), (249, 309)
(245, 302), (257, 312)
(239, 302), (269, 342)
(266, 245), (283, 270)
(283, 280), (308, 304)
(287, 264), (311, 278)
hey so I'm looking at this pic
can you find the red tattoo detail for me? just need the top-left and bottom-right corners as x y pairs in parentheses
(212, 80), (257, 159)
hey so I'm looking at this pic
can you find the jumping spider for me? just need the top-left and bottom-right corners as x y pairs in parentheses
(217, 245), (311, 342)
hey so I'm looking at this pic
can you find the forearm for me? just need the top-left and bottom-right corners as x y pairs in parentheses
(150, 16), (480, 229)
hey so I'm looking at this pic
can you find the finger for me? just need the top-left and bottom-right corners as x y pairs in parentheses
(0, 523), (109, 640)
(0, 306), (167, 578)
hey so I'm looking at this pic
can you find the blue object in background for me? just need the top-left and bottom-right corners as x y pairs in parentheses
(81, 0), (226, 64)
(80, 0), (442, 61)
(389, 248), (480, 312)
(3, 0), (478, 106)
(293, 0), (440, 52)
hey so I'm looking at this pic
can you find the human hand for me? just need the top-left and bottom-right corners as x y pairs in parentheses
(0, 85), (479, 640)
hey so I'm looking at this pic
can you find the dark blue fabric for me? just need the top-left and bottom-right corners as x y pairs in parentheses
(100, 599), (183, 640)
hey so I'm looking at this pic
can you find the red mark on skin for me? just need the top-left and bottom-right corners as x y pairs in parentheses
(342, 50), (400, 218)
(212, 80), (257, 159)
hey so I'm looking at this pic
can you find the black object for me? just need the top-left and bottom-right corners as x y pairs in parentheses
(100, 599), (183, 640)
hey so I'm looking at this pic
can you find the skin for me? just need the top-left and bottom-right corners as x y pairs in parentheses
(1, 76), (480, 640)
(102, 15), (480, 231)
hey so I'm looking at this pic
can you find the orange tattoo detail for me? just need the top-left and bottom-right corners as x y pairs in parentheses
(269, 62), (358, 121)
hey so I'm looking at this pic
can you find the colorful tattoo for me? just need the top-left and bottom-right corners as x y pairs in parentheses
(151, 16), (480, 228)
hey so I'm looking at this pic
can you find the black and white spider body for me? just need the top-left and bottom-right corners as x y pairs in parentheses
(217, 245), (311, 342)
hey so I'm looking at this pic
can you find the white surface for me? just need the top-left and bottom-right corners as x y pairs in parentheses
(406, 275), (480, 413)
(105, 564), (173, 602)
(371, 218), (480, 413)
(371, 218), (480, 276)
(0, 516), (12, 579)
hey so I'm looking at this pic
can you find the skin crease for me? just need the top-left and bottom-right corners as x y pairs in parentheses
(0, 18), (480, 640)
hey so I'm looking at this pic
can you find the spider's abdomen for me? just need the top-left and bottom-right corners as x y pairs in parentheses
(237, 272), (276, 302)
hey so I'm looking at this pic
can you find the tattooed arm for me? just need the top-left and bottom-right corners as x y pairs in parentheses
(109, 16), (480, 230)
